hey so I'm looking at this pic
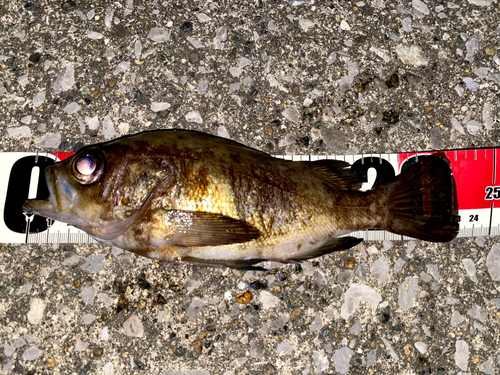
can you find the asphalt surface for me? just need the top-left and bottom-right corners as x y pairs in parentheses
(0, 0), (499, 374)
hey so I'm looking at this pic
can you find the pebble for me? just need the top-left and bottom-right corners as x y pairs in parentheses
(277, 339), (294, 355)
(103, 363), (114, 374)
(83, 314), (96, 325)
(381, 337), (399, 361)
(321, 128), (346, 154)
(430, 127), (443, 149)
(395, 45), (428, 66)
(462, 259), (478, 282)
(186, 279), (201, 293)
(4, 345), (14, 357)
(87, 116), (100, 130)
(7, 126), (31, 138)
(148, 28), (170, 42)
(187, 37), (205, 49)
(298, 19), (315, 32)
(451, 117), (465, 134)
(259, 291), (279, 309)
(394, 258), (406, 272)
(486, 244), (500, 280)
(91, 90), (102, 99)
(315, 269), (328, 285)
(196, 13), (212, 22)
(33, 91), (46, 108)
(38, 132), (62, 148)
(81, 255), (106, 273)
(27, 298), (46, 325)
(185, 110), (203, 124)
(282, 106), (300, 124)
(236, 290), (252, 304)
(123, 315), (144, 337)
(18, 74), (29, 87)
(114, 61), (130, 75)
(22, 347), (43, 361)
(455, 340), (469, 371)
(63, 102), (81, 114)
(478, 358), (494, 375)
(412, 0), (430, 15)
(81, 286), (95, 305)
(187, 297), (204, 321)
(217, 125), (230, 139)
(465, 34), (482, 62)
(463, 77), (478, 91)
(87, 31), (103, 39)
(370, 256), (389, 283)
(467, 305), (486, 322)
(415, 342), (428, 354)
(213, 26), (228, 49)
(249, 339), (265, 358)
(398, 277), (418, 311)
(15, 337), (26, 348)
(75, 338), (87, 352)
(62, 254), (79, 266)
(197, 82), (208, 93)
(340, 284), (382, 319)
(312, 351), (328, 373)
(53, 65), (75, 93)
(333, 347), (353, 374)
(367, 349), (377, 367)
(450, 311), (465, 327)
(151, 102), (171, 112)
(103, 116), (116, 140)
(309, 312), (323, 332)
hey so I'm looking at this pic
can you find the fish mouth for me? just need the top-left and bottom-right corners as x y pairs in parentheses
(22, 166), (89, 227)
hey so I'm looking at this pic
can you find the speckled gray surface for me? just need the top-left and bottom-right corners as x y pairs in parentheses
(1, 0), (500, 374)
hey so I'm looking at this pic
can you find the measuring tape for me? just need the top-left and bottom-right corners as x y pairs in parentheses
(0, 149), (497, 244)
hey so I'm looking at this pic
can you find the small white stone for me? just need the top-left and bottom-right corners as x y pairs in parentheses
(151, 102), (171, 112)
(415, 342), (428, 354)
(299, 19), (315, 32)
(87, 116), (99, 130)
(412, 0), (430, 15)
(455, 340), (469, 371)
(260, 291), (279, 309)
(87, 31), (104, 39)
(75, 338), (88, 352)
(148, 28), (170, 42)
(185, 110), (203, 124)
(123, 315), (144, 337)
(27, 298), (46, 325)
(395, 45), (428, 66)
(196, 13), (212, 22)
(63, 102), (81, 114)
(217, 125), (230, 139)
(33, 91), (46, 108)
(340, 20), (351, 30)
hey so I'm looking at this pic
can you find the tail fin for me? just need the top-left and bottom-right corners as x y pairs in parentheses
(385, 153), (458, 242)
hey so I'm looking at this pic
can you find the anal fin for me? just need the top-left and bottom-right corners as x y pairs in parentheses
(291, 236), (363, 261)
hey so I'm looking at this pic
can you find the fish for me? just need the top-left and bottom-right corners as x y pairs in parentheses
(23, 130), (459, 270)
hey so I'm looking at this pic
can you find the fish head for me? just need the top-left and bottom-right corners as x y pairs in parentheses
(23, 139), (170, 240)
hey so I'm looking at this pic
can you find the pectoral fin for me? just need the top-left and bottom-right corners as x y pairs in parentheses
(159, 210), (261, 247)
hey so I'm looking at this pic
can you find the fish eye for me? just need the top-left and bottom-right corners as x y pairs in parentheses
(71, 152), (105, 185)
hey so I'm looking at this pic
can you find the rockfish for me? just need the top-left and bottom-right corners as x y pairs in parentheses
(23, 130), (458, 269)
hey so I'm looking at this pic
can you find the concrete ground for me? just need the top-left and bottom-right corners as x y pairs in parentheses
(1, 0), (499, 374)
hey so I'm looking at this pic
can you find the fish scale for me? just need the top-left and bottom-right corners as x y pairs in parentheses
(0, 147), (495, 245)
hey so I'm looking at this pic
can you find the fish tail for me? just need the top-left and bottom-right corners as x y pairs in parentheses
(384, 153), (459, 242)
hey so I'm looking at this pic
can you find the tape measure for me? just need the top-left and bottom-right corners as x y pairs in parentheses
(0, 149), (496, 244)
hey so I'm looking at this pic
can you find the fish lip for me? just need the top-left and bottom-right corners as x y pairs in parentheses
(22, 165), (89, 227)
